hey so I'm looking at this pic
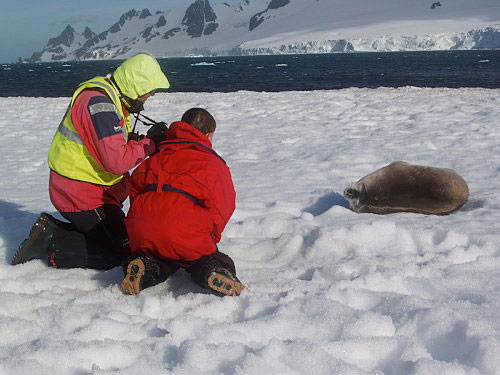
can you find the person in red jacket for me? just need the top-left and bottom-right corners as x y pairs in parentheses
(121, 108), (245, 296)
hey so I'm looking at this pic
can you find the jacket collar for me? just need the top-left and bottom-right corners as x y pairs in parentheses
(165, 121), (212, 147)
(159, 121), (226, 164)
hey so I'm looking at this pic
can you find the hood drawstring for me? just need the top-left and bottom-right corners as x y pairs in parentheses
(131, 112), (167, 135)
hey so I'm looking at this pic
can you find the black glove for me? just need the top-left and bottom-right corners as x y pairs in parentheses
(127, 132), (144, 142)
(146, 122), (168, 143)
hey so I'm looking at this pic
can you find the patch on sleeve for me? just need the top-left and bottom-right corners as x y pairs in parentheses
(88, 95), (123, 140)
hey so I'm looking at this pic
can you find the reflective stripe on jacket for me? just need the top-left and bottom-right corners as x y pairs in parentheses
(48, 77), (131, 185)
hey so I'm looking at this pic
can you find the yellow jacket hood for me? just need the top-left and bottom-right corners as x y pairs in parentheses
(112, 52), (170, 99)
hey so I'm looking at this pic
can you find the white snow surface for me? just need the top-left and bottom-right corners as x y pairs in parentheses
(1, 87), (500, 374)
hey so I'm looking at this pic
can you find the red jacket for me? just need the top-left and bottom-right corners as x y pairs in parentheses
(49, 89), (156, 212)
(125, 121), (236, 261)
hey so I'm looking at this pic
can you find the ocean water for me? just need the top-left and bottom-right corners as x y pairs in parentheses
(1, 50), (499, 97)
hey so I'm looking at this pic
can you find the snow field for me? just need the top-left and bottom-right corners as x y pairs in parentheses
(0, 87), (499, 374)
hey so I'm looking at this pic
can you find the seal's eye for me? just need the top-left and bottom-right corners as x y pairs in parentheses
(344, 188), (358, 199)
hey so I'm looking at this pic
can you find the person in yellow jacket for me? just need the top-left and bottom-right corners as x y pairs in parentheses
(12, 52), (170, 269)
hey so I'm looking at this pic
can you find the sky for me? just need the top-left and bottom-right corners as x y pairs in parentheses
(1, 86), (500, 374)
(0, 0), (241, 63)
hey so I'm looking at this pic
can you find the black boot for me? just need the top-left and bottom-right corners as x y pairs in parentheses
(12, 213), (59, 265)
(121, 257), (148, 295)
(188, 250), (246, 296)
(207, 268), (246, 296)
(120, 254), (173, 295)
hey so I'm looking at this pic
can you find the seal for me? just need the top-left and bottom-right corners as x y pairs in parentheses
(344, 161), (469, 215)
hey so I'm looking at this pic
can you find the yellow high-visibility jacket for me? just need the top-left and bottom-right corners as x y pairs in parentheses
(48, 77), (130, 185)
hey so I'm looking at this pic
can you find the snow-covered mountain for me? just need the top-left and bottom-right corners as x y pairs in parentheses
(27, 0), (500, 62)
(29, 25), (97, 62)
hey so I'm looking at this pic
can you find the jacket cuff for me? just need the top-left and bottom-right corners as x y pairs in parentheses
(142, 137), (157, 155)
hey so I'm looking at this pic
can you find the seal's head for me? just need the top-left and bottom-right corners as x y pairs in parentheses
(344, 182), (368, 212)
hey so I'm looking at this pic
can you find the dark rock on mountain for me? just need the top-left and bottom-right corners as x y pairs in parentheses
(156, 15), (167, 28)
(141, 26), (154, 39)
(249, 0), (290, 31)
(204, 22), (218, 36)
(249, 11), (266, 31)
(47, 25), (76, 48)
(110, 9), (149, 33)
(82, 27), (96, 40)
(237, 0), (251, 12)
(140, 13), (167, 42)
(75, 30), (109, 57)
(182, 0), (219, 38)
(163, 28), (181, 40)
(140, 9), (152, 19)
(430, 2), (442, 10)
(28, 51), (43, 62)
(268, 0), (290, 10)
